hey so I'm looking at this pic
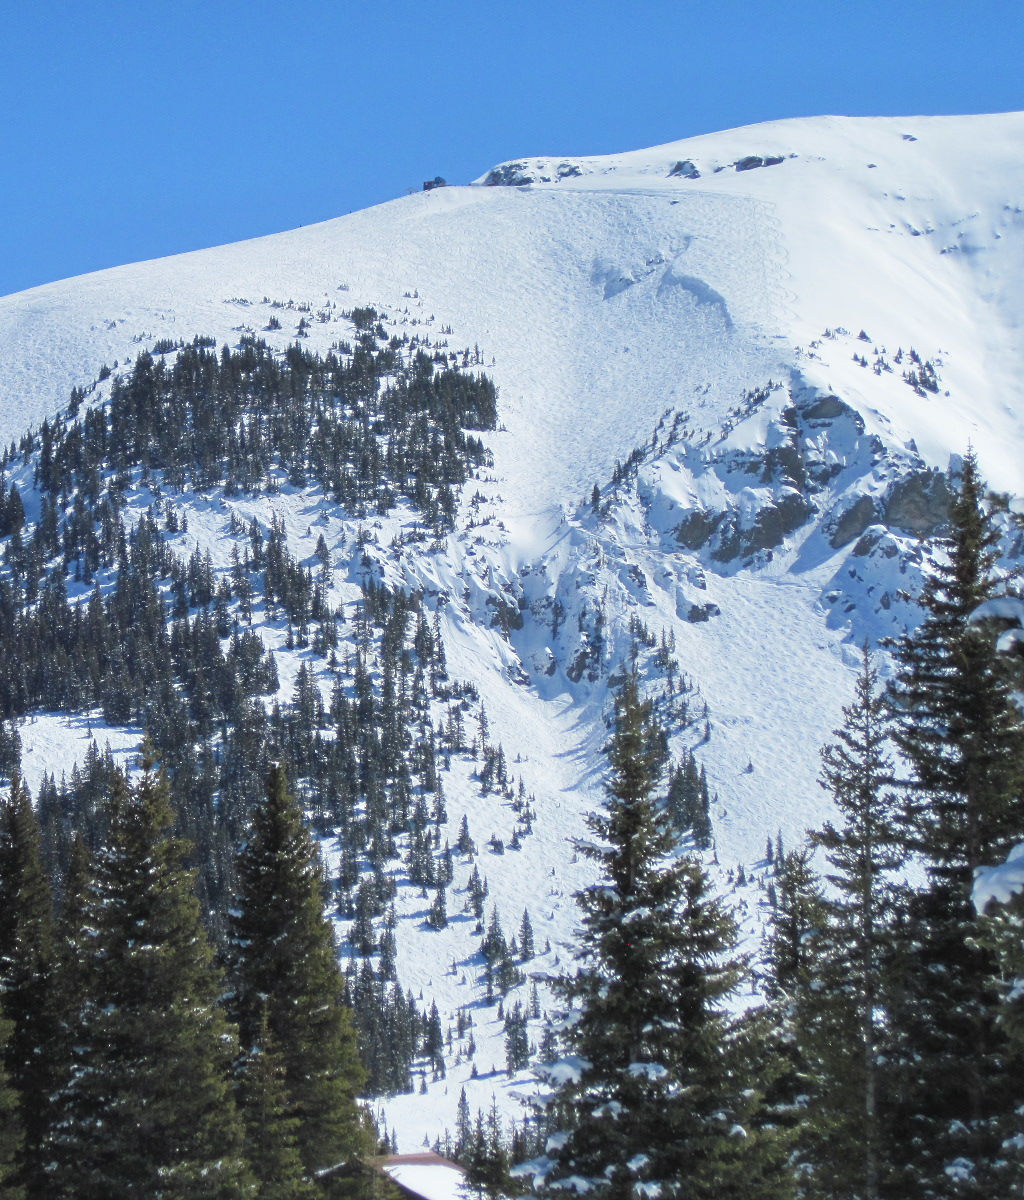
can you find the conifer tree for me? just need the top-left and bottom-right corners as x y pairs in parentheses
(764, 849), (827, 1002)
(759, 847), (831, 1194)
(518, 908), (534, 960)
(454, 1087), (472, 1160)
(805, 646), (906, 1200)
(229, 764), (370, 1192)
(0, 775), (60, 1196)
(886, 451), (1024, 1198)
(889, 451), (1024, 870)
(235, 1017), (319, 1200)
(48, 833), (92, 1173)
(0, 1013), (23, 1200)
(523, 676), (792, 1200)
(969, 881), (1024, 1194)
(466, 1101), (512, 1200)
(47, 756), (253, 1198)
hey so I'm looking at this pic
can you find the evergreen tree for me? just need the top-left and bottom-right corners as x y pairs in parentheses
(47, 755), (253, 1199)
(805, 646), (906, 1200)
(0, 775), (60, 1196)
(427, 884), (448, 930)
(523, 676), (791, 1200)
(466, 1101), (512, 1200)
(0, 1013), (23, 1200)
(229, 764), (370, 1191)
(454, 1087), (473, 1161)
(889, 450), (1024, 870)
(886, 451), (1024, 1198)
(666, 753), (712, 850)
(504, 1002), (530, 1074)
(235, 1016), (319, 1200)
(765, 848), (828, 1001)
(518, 908), (535, 960)
(49, 833), (92, 1158)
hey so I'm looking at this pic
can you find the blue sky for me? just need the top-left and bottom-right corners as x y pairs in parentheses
(1, 0), (1020, 297)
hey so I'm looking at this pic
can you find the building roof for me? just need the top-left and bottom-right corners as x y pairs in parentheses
(380, 1152), (468, 1200)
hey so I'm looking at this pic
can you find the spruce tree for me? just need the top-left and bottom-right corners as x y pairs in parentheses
(0, 1013), (23, 1200)
(972, 883), (1024, 1193)
(466, 1100), (512, 1200)
(764, 848), (827, 1002)
(889, 450), (1024, 871)
(229, 764), (370, 1191)
(454, 1087), (472, 1160)
(523, 676), (792, 1200)
(761, 848), (829, 1191)
(235, 1017), (319, 1200)
(0, 775), (60, 1197)
(886, 451), (1024, 1198)
(47, 757), (253, 1199)
(806, 646), (906, 1200)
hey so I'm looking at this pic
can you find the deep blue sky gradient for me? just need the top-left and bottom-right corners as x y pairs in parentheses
(1, 0), (1020, 297)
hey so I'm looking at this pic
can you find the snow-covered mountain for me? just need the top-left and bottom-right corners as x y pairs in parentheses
(2, 111), (1023, 1148)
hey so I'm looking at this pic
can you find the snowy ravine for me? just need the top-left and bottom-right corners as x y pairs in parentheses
(2, 111), (1024, 1150)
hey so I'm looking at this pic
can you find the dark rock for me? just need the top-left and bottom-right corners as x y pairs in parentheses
(830, 494), (878, 548)
(802, 393), (845, 419)
(675, 509), (724, 550)
(668, 159), (701, 179)
(712, 492), (815, 561)
(743, 491), (815, 553)
(481, 162), (534, 187)
(687, 602), (721, 623)
(800, 392), (865, 433)
(566, 647), (599, 684)
(556, 162), (582, 179)
(422, 176), (447, 191)
(734, 155), (783, 172)
(882, 470), (951, 538)
(853, 527), (899, 558)
(764, 441), (806, 489)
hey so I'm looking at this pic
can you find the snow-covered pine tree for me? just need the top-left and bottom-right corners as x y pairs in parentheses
(0, 775), (62, 1196)
(521, 675), (792, 1200)
(886, 451), (1024, 1198)
(889, 451), (1024, 882)
(46, 754), (253, 1198)
(228, 763), (371, 1194)
(804, 645), (906, 1200)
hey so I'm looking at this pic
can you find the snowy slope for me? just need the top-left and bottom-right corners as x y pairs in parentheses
(4, 112), (1024, 498)
(2, 111), (1023, 1149)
